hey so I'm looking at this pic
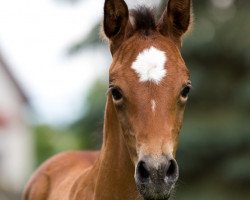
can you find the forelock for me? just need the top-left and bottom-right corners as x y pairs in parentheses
(130, 6), (157, 36)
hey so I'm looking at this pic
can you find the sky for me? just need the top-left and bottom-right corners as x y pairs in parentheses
(0, 0), (161, 125)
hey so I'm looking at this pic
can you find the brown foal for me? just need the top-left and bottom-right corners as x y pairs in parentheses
(23, 0), (193, 199)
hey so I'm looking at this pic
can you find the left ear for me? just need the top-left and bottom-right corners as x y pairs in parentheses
(103, 0), (129, 55)
(157, 0), (192, 47)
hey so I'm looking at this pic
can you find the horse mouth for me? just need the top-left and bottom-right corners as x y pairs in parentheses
(137, 183), (173, 200)
(141, 193), (171, 200)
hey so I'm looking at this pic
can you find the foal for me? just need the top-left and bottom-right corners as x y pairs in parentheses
(23, 0), (192, 199)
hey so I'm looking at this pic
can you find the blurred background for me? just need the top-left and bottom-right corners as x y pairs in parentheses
(0, 0), (249, 199)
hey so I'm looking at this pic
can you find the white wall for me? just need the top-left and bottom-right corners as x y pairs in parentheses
(0, 64), (33, 192)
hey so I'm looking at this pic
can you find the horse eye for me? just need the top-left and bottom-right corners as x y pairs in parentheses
(181, 85), (191, 99)
(111, 87), (123, 102)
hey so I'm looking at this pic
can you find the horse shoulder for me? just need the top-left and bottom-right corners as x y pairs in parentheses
(23, 151), (99, 200)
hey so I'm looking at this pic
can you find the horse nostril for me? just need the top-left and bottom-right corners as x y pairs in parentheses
(136, 157), (179, 185)
(166, 159), (179, 181)
(137, 161), (150, 182)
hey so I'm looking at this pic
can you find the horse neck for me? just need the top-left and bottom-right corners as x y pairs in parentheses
(93, 96), (139, 199)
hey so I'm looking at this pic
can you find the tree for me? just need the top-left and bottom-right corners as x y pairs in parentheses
(70, 79), (107, 149)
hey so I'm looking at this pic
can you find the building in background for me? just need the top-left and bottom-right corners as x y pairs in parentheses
(0, 52), (33, 196)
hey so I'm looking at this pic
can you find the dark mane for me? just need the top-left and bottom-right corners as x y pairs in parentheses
(130, 6), (157, 36)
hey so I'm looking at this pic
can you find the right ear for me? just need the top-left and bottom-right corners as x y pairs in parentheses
(157, 0), (192, 48)
(103, 0), (129, 55)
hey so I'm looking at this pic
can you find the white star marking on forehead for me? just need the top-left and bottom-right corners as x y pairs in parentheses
(131, 46), (167, 84)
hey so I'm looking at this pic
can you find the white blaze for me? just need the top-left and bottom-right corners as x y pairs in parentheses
(131, 46), (167, 84)
(151, 100), (156, 112)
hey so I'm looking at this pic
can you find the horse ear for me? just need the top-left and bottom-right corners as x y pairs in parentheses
(157, 0), (192, 47)
(103, 0), (129, 54)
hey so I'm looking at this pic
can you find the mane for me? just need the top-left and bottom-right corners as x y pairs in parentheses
(130, 6), (157, 36)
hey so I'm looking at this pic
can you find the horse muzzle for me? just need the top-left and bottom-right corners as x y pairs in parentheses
(135, 155), (179, 200)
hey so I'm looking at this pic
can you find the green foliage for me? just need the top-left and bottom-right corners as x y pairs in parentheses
(70, 79), (107, 149)
(176, 112), (250, 199)
(34, 125), (82, 166)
